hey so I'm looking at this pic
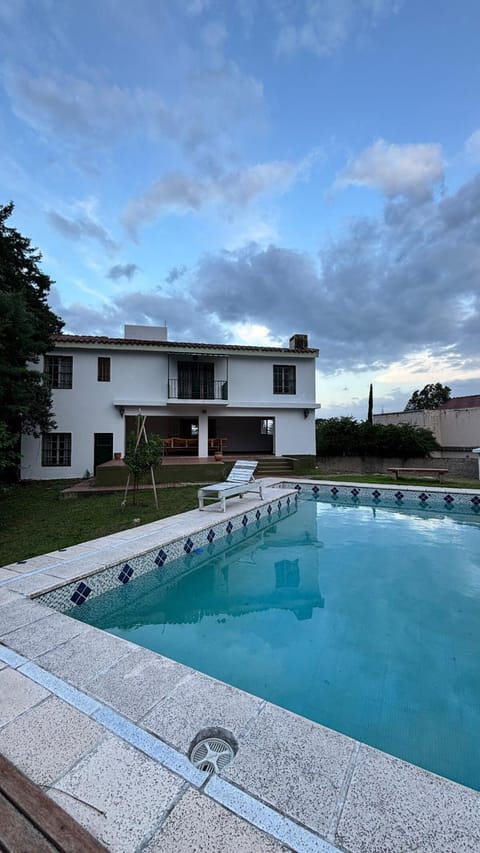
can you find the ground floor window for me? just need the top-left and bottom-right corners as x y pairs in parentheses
(261, 418), (274, 435)
(42, 433), (72, 466)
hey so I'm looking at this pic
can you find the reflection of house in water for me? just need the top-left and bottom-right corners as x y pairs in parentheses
(109, 505), (323, 629)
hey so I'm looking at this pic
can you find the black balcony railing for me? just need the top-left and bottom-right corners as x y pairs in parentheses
(168, 379), (228, 400)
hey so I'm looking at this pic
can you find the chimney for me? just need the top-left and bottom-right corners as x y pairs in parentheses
(124, 324), (168, 341)
(289, 334), (308, 350)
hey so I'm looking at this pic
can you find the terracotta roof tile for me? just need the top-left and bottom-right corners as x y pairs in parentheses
(438, 395), (480, 409)
(51, 333), (318, 354)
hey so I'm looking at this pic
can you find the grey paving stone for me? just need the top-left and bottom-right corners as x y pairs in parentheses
(46, 555), (110, 579)
(142, 671), (263, 753)
(222, 701), (355, 837)
(0, 568), (21, 582)
(144, 787), (290, 852)
(0, 667), (50, 726)
(3, 612), (90, 658)
(5, 572), (63, 595)
(49, 734), (184, 853)
(0, 695), (104, 785)
(0, 597), (49, 635)
(87, 647), (192, 721)
(0, 588), (22, 607)
(35, 627), (135, 688)
(335, 744), (480, 853)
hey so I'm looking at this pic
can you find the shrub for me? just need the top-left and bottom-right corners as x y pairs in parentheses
(316, 417), (439, 459)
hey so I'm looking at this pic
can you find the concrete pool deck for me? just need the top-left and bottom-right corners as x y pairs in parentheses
(1, 480), (480, 852)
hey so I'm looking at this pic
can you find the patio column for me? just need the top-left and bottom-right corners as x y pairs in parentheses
(198, 411), (208, 458)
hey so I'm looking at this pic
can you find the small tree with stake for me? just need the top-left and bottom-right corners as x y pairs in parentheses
(122, 415), (162, 507)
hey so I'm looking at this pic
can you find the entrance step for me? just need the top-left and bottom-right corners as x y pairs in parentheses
(256, 458), (294, 476)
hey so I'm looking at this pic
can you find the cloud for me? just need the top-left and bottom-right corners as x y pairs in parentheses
(3, 57), (264, 173)
(122, 159), (304, 234)
(49, 171), (480, 385)
(274, 0), (403, 58)
(186, 172), (480, 373)
(465, 129), (480, 164)
(48, 210), (118, 252)
(5, 71), (140, 142)
(165, 265), (187, 284)
(336, 139), (444, 201)
(107, 264), (139, 281)
(50, 288), (227, 344)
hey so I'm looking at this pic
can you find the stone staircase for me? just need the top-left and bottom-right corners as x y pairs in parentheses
(255, 457), (295, 477)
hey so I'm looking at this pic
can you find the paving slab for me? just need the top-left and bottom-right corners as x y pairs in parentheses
(87, 647), (193, 721)
(0, 588), (22, 607)
(35, 628), (135, 688)
(45, 557), (110, 581)
(143, 671), (263, 753)
(335, 744), (480, 853)
(0, 667), (50, 727)
(3, 612), (90, 658)
(0, 695), (105, 786)
(49, 734), (184, 853)
(144, 787), (290, 852)
(0, 568), (22, 582)
(4, 573), (63, 595)
(222, 701), (355, 837)
(0, 597), (50, 635)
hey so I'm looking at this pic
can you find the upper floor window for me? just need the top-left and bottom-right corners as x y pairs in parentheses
(273, 365), (296, 394)
(44, 355), (72, 389)
(42, 433), (72, 467)
(97, 356), (111, 382)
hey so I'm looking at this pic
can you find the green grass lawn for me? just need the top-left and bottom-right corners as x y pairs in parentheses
(2, 472), (479, 568)
(0, 480), (198, 566)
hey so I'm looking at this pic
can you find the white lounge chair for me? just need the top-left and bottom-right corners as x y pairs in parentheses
(198, 460), (263, 512)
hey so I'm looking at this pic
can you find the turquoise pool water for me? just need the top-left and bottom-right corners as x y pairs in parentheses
(73, 498), (480, 789)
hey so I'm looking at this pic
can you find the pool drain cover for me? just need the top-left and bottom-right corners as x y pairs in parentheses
(190, 737), (235, 773)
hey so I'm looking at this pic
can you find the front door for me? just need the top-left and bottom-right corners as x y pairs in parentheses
(94, 433), (113, 473)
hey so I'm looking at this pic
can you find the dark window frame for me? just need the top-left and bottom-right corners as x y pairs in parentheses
(273, 364), (296, 394)
(42, 433), (72, 467)
(97, 356), (111, 382)
(44, 355), (73, 389)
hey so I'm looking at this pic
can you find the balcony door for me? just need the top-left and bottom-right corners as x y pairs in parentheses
(178, 361), (214, 399)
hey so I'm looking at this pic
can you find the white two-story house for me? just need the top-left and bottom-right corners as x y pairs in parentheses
(20, 325), (319, 480)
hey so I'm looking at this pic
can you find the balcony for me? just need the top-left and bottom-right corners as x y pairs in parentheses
(168, 379), (228, 400)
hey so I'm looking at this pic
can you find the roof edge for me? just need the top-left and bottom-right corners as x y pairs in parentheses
(50, 333), (319, 356)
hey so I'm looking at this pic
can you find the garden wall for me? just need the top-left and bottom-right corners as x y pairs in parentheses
(315, 455), (479, 479)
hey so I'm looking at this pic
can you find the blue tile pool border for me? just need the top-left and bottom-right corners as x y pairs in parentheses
(284, 481), (480, 515)
(38, 495), (298, 613)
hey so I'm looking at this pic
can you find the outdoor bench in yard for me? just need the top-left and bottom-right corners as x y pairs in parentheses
(387, 467), (448, 481)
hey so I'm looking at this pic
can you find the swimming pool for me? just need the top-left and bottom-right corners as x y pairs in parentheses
(67, 494), (480, 790)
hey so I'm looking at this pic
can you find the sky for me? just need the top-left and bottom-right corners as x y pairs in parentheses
(1, 0), (480, 419)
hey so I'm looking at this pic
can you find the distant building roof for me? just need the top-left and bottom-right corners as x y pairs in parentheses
(438, 395), (480, 410)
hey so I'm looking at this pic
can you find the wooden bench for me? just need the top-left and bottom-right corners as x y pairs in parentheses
(387, 467), (448, 481)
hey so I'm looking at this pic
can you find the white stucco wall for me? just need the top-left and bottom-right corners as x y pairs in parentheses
(227, 355), (316, 406)
(20, 344), (318, 479)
